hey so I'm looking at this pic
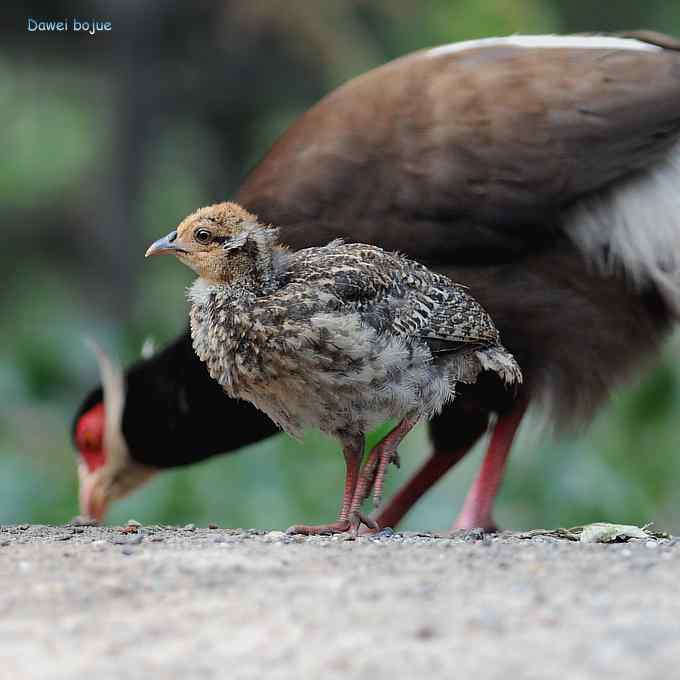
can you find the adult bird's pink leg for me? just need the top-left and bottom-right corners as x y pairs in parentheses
(372, 441), (480, 529)
(287, 434), (365, 535)
(453, 401), (527, 531)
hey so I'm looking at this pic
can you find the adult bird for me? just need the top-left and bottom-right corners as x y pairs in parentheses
(74, 31), (680, 528)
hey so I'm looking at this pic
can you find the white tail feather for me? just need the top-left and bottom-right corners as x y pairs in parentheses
(568, 143), (680, 316)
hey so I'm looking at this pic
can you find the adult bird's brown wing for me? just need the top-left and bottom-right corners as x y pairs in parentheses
(239, 35), (680, 259)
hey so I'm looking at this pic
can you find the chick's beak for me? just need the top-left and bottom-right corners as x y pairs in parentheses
(145, 230), (180, 257)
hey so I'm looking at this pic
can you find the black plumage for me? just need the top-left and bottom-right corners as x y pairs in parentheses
(73, 333), (278, 469)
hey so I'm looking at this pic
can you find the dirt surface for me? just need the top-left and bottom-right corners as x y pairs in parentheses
(1, 524), (679, 680)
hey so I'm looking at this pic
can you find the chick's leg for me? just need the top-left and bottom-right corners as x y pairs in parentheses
(349, 415), (419, 534)
(370, 415), (420, 508)
(286, 434), (365, 535)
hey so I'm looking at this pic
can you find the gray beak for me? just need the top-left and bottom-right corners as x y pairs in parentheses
(145, 230), (180, 257)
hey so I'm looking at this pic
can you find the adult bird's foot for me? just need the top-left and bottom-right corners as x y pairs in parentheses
(451, 402), (525, 533)
(286, 519), (351, 535)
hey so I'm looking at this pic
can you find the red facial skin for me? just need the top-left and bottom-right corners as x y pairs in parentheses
(75, 403), (106, 473)
(75, 403), (108, 520)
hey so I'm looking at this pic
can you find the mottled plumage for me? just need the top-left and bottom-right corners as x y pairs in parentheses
(147, 202), (520, 533)
(190, 239), (519, 438)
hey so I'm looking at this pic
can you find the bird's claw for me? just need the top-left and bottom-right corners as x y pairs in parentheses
(286, 519), (351, 535)
(349, 510), (379, 538)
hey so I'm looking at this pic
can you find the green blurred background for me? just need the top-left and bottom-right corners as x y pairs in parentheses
(3, 0), (680, 530)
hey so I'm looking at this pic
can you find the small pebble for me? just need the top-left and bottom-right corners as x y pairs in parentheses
(70, 516), (97, 527)
(464, 528), (486, 542)
(183, 523), (196, 531)
(55, 534), (72, 542)
(414, 625), (437, 640)
(331, 533), (350, 542)
(286, 534), (306, 543)
(110, 534), (143, 545)
(127, 519), (142, 528)
(370, 527), (396, 541)
(208, 523), (219, 530)
(0, 540), (10, 547)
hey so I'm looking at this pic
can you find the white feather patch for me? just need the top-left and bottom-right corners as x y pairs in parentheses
(187, 277), (215, 306)
(568, 143), (680, 315)
(427, 35), (661, 58)
(86, 339), (130, 468)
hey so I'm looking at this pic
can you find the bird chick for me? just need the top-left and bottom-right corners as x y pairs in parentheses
(146, 202), (522, 535)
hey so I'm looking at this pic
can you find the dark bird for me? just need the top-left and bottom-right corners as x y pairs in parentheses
(144, 203), (521, 533)
(73, 337), (279, 521)
(75, 31), (680, 529)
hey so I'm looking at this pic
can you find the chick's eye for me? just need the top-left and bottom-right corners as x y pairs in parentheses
(194, 228), (212, 244)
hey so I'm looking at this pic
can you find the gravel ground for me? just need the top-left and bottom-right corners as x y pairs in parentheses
(1, 523), (679, 680)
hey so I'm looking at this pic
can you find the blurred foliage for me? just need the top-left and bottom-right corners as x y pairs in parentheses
(3, 0), (680, 530)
